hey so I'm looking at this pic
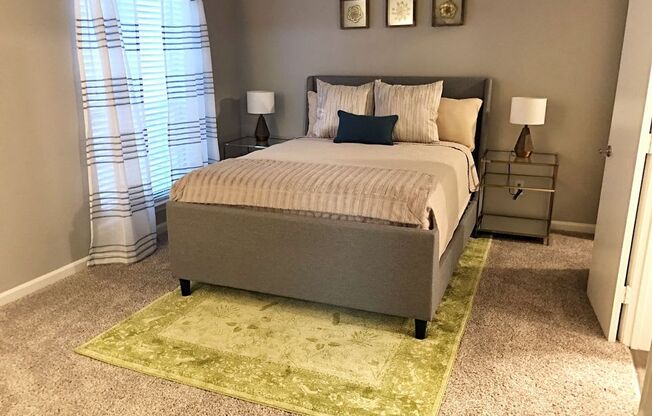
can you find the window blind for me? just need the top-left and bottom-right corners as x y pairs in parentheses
(121, 0), (172, 202)
(78, 0), (216, 204)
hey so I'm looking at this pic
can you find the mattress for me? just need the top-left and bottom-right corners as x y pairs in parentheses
(172, 137), (478, 257)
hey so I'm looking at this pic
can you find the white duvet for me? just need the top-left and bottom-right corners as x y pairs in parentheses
(244, 138), (479, 257)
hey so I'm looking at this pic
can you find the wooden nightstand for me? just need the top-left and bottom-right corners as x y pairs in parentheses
(224, 137), (292, 159)
(476, 149), (559, 245)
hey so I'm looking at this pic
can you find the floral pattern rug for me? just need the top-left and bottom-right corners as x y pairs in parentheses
(76, 237), (491, 416)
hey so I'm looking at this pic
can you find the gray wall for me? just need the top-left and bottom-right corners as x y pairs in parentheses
(0, 0), (244, 293)
(0, 0), (90, 292)
(213, 0), (628, 225)
(0, 0), (629, 293)
(204, 0), (244, 152)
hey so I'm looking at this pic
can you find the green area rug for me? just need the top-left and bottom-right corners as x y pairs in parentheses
(76, 237), (491, 415)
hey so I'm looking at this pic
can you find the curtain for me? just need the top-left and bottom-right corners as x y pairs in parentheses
(75, 0), (218, 266)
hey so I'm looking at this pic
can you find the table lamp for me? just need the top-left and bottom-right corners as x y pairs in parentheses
(510, 97), (547, 158)
(247, 91), (275, 144)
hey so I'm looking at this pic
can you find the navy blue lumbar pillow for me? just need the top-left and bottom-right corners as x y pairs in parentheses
(334, 110), (398, 146)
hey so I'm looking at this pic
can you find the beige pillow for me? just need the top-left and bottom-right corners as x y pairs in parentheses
(374, 79), (443, 143)
(306, 91), (317, 136)
(437, 98), (483, 150)
(313, 79), (374, 138)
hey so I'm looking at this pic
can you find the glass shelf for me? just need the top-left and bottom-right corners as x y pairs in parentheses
(482, 150), (558, 167)
(482, 172), (555, 193)
(477, 214), (549, 240)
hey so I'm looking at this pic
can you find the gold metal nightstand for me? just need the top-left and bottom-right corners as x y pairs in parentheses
(476, 150), (559, 245)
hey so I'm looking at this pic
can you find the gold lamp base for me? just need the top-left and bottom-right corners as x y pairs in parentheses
(514, 125), (533, 158)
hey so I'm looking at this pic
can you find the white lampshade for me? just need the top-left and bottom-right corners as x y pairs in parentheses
(247, 91), (275, 115)
(510, 97), (547, 126)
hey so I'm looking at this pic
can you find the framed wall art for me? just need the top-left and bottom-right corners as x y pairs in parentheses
(340, 0), (370, 29)
(386, 0), (416, 27)
(433, 0), (465, 27)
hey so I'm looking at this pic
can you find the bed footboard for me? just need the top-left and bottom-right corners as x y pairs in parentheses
(167, 202), (440, 323)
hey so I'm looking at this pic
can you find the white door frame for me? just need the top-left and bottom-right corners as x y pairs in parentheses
(619, 61), (652, 349)
(621, 152), (652, 350)
(639, 342), (652, 415)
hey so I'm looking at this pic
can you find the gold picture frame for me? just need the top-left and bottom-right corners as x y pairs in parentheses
(433, 0), (465, 27)
(386, 0), (416, 27)
(340, 0), (370, 30)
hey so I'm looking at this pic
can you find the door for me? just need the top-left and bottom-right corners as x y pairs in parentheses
(587, 0), (652, 342)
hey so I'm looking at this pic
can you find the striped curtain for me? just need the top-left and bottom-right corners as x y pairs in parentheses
(75, 0), (218, 266)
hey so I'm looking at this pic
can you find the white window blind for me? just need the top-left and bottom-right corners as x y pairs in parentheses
(119, 0), (172, 201)
(78, 0), (216, 204)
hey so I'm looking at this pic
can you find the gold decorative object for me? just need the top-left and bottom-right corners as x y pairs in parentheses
(392, 1), (410, 21)
(386, 0), (415, 27)
(347, 5), (363, 24)
(340, 0), (369, 29)
(514, 126), (533, 158)
(438, 0), (458, 19)
(433, 0), (465, 27)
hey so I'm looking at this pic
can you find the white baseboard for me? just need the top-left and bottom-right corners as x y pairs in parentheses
(1, 223), (169, 307)
(0, 256), (88, 307)
(0, 219), (589, 307)
(550, 220), (596, 235)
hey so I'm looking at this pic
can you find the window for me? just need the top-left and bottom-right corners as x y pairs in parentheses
(78, 0), (217, 204)
(118, 0), (172, 201)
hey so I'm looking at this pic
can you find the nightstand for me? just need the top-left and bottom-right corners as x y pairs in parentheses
(476, 150), (559, 245)
(224, 137), (292, 159)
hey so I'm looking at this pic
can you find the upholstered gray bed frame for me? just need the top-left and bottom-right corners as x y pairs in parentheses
(167, 75), (492, 339)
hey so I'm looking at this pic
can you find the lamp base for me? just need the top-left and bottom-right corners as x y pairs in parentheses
(514, 125), (533, 158)
(255, 114), (270, 145)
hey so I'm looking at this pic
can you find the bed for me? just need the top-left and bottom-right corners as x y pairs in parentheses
(167, 75), (492, 339)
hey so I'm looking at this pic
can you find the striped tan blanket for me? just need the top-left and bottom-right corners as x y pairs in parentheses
(170, 158), (437, 228)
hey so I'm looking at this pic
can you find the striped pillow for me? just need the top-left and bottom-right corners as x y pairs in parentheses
(374, 79), (444, 143)
(313, 80), (374, 138)
(306, 91), (317, 137)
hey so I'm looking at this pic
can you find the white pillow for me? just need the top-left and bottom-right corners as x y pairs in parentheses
(374, 79), (444, 143)
(306, 91), (317, 137)
(312, 79), (374, 138)
(437, 98), (483, 150)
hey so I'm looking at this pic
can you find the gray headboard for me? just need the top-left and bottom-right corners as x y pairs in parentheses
(306, 75), (492, 164)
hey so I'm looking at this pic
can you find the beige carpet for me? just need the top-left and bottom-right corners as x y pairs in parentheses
(0, 233), (640, 415)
